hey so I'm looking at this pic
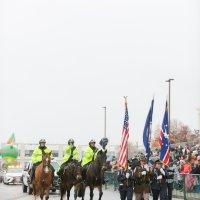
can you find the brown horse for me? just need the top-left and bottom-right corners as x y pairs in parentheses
(60, 160), (83, 200)
(83, 149), (107, 200)
(33, 152), (53, 200)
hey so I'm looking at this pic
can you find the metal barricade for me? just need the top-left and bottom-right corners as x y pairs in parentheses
(104, 171), (119, 190)
(173, 174), (200, 200)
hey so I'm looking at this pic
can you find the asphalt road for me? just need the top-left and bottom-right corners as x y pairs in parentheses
(0, 183), (120, 200)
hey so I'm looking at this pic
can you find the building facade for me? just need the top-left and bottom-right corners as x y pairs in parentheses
(0, 143), (118, 167)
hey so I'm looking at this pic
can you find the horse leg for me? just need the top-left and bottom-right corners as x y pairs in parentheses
(60, 185), (67, 200)
(40, 187), (45, 200)
(89, 186), (94, 200)
(81, 186), (85, 200)
(39, 192), (43, 200)
(74, 186), (78, 200)
(45, 188), (50, 200)
(67, 186), (72, 200)
(75, 183), (85, 200)
(98, 185), (103, 200)
(33, 183), (38, 199)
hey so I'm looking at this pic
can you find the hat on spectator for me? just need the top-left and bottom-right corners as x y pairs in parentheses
(154, 159), (162, 164)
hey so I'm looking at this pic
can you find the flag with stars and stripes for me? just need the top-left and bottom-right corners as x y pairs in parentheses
(160, 101), (170, 165)
(118, 97), (129, 169)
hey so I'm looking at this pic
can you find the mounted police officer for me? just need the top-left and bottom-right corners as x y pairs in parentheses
(117, 166), (134, 200)
(150, 159), (167, 200)
(57, 138), (79, 176)
(29, 139), (55, 187)
(133, 154), (151, 200)
(81, 139), (98, 181)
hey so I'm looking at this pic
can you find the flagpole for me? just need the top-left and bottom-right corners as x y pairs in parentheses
(165, 78), (174, 134)
(124, 96), (128, 169)
(102, 106), (107, 138)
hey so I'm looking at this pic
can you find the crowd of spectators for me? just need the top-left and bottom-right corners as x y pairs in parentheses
(108, 144), (200, 175)
(160, 144), (200, 175)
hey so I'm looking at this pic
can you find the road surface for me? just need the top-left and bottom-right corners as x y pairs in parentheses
(0, 183), (120, 200)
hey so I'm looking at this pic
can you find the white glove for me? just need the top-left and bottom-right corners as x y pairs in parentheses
(157, 175), (162, 180)
(126, 173), (130, 178)
(141, 171), (146, 175)
(160, 168), (165, 175)
(144, 165), (149, 172)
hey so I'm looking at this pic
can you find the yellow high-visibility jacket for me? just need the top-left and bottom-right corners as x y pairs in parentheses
(31, 147), (52, 164)
(81, 146), (98, 166)
(63, 145), (79, 163)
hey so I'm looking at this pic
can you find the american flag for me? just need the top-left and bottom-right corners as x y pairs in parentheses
(118, 97), (129, 169)
(160, 101), (170, 165)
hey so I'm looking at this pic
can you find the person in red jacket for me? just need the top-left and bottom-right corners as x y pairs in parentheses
(180, 160), (191, 174)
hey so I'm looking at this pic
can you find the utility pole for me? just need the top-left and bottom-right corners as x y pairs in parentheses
(102, 106), (107, 138)
(165, 78), (174, 134)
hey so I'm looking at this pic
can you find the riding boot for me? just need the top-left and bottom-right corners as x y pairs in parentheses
(49, 164), (55, 185)
(82, 164), (88, 184)
(57, 168), (62, 176)
(57, 162), (65, 176)
(29, 168), (35, 188)
(52, 173), (54, 186)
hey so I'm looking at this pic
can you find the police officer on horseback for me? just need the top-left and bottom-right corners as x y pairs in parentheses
(81, 139), (98, 180)
(57, 138), (79, 176)
(29, 139), (55, 187)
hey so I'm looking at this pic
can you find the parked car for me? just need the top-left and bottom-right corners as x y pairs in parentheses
(3, 167), (23, 185)
(21, 161), (60, 194)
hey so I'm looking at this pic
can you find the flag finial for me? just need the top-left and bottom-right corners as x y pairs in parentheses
(124, 96), (128, 105)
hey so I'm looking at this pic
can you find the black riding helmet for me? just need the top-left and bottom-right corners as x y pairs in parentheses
(68, 138), (74, 145)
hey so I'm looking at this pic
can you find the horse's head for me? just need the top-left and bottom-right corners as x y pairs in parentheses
(42, 151), (52, 167)
(95, 149), (107, 171)
(63, 160), (82, 181)
(76, 164), (82, 181)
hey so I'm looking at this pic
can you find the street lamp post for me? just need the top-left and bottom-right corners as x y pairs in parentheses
(166, 78), (174, 134)
(102, 106), (107, 138)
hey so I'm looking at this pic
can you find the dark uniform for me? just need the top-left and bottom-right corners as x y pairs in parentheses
(166, 165), (175, 200)
(150, 160), (167, 200)
(134, 164), (151, 200)
(117, 168), (134, 200)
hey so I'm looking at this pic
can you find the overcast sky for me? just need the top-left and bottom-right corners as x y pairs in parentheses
(0, 0), (199, 146)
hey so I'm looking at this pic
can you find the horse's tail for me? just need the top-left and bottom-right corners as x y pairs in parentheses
(77, 182), (85, 197)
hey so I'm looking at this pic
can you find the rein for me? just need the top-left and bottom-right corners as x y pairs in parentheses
(64, 161), (81, 181)
(91, 152), (106, 180)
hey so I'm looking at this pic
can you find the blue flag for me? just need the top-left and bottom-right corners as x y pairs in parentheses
(143, 99), (154, 162)
(160, 101), (170, 165)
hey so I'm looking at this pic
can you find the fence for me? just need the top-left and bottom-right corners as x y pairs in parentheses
(104, 171), (200, 200)
(173, 174), (200, 200)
